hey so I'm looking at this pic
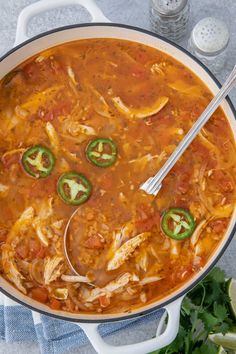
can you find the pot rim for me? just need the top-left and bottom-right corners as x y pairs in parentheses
(0, 22), (236, 323)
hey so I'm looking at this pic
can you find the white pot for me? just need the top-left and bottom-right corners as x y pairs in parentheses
(0, 1), (236, 353)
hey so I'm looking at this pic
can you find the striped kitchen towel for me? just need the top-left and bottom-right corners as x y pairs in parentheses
(0, 292), (164, 354)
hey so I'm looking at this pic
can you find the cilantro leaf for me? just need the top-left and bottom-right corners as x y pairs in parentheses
(182, 297), (198, 315)
(205, 267), (226, 283)
(192, 341), (218, 354)
(199, 312), (219, 331)
(213, 303), (228, 322)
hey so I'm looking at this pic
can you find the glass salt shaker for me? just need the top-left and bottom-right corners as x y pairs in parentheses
(188, 17), (229, 75)
(150, 0), (190, 41)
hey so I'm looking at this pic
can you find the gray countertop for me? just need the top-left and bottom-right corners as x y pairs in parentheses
(0, 0), (235, 353)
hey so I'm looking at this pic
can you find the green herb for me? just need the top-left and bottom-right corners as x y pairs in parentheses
(150, 268), (236, 354)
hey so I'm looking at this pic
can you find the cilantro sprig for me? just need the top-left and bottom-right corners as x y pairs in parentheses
(151, 268), (236, 354)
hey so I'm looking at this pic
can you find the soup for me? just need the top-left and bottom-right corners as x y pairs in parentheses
(0, 39), (235, 314)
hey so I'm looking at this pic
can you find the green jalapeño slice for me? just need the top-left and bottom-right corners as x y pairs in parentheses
(161, 208), (195, 240)
(57, 172), (92, 205)
(22, 145), (55, 178)
(86, 138), (117, 167)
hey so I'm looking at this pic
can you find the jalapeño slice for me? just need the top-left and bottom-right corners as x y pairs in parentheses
(57, 172), (92, 205)
(161, 208), (195, 240)
(22, 145), (55, 178)
(86, 138), (117, 167)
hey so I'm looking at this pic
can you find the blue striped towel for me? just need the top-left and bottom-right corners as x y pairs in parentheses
(0, 292), (164, 353)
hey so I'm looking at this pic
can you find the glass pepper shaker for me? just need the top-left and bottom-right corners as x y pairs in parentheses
(187, 17), (229, 75)
(150, 0), (190, 41)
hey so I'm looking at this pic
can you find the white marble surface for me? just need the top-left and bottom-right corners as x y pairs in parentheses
(0, 0), (235, 353)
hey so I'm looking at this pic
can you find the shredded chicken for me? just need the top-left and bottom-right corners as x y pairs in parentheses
(107, 232), (151, 271)
(112, 96), (169, 119)
(44, 256), (64, 285)
(107, 221), (136, 260)
(15, 105), (29, 118)
(140, 292), (147, 303)
(35, 197), (54, 220)
(61, 274), (91, 283)
(65, 120), (96, 136)
(198, 162), (214, 213)
(45, 122), (60, 153)
(170, 239), (181, 257)
(140, 276), (163, 285)
(136, 250), (148, 272)
(129, 151), (166, 171)
(84, 273), (139, 302)
(8, 207), (34, 244)
(2, 244), (26, 294)
(150, 62), (166, 76)
(33, 221), (49, 247)
(0, 183), (9, 197)
(51, 220), (64, 233)
(67, 66), (78, 85)
(89, 85), (111, 118)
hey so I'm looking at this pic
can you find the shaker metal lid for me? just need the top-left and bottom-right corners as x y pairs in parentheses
(191, 17), (229, 56)
(152, 0), (188, 16)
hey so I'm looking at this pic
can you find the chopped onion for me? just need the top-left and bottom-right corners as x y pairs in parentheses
(52, 288), (68, 300)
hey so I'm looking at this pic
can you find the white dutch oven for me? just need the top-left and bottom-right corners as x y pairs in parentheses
(0, 1), (236, 353)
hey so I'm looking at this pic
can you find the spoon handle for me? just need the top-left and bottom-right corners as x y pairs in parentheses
(140, 65), (236, 196)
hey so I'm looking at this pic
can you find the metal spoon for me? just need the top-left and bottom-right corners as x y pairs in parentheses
(63, 65), (236, 276)
(140, 64), (236, 196)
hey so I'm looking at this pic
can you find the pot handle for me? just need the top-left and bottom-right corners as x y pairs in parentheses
(78, 296), (184, 354)
(14, 0), (110, 47)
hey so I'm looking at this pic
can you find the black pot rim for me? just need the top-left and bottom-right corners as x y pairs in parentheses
(0, 22), (236, 324)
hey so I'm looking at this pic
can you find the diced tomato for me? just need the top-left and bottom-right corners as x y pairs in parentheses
(43, 111), (54, 121)
(84, 234), (104, 249)
(37, 107), (54, 122)
(49, 298), (61, 310)
(136, 212), (160, 233)
(99, 295), (110, 308)
(209, 219), (227, 234)
(36, 101), (72, 122)
(31, 287), (48, 303)
(16, 243), (29, 259)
